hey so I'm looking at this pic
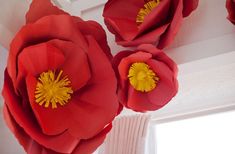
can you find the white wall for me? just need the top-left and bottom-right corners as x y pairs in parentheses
(0, 0), (29, 48)
(0, 45), (7, 106)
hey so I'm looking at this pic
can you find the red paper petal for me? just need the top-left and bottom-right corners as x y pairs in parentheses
(116, 51), (152, 106)
(103, 0), (143, 40)
(104, 0), (198, 48)
(158, 0), (184, 49)
(113, 44), (178, 112)
(137, 44), (178, 78)
(72, 124), (112, 154)
(26, 75), (113, 139)
(4, 104), (110, 154)
(226, 0), (235, 24)
(137, 0), (171, 35)
(75, 36), (119, 137)
(117, 24), (169, 47)
(48, 39), (91, 91)
(2, 71), (79, 153)
(147, 59), (178, 106)
(26, 0), (68, 24)
(183, 0), (199, 17)
(103, 0), (172, 46)
(23, 36), (118, 140)
(112, 50), (134, 74)
(114, 51), (152, 110)
(25, 74), (106, 140)
(126, 59), (177, 111)
(118, 51), (152, 80)
(127, 87), (161, 112)
(73, 17), (113, 60)
(8, 15), (87, 91)
(104, 0), (144, 19)
(17, 42), (65, 87)
(25, 74), (71, 136)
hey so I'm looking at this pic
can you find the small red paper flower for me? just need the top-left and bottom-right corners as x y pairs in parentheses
(113, 44), (178, 112)
(226, 0), (235, 24)
(2, 0), (120, 153)
(103, 0), (199, 49)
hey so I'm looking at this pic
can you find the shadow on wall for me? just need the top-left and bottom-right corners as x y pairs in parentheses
(0, 45), (7, 106)
(0, 46), (24, 154)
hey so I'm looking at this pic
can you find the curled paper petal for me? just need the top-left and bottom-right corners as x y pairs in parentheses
(113, 44), (178, 112)
(103, 0), (199, 49)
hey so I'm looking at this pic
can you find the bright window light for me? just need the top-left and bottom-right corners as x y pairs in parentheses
(155, 111), (235, 154)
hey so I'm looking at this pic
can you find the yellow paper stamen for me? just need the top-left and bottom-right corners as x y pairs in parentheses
(35, 70), (73, 109)
(136, 0), (160, 25)
(128, 62), (159, 92)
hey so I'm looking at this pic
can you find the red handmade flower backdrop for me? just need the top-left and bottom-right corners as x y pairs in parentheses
(2, 0), (120, 153)
(1, 0), (203, 153)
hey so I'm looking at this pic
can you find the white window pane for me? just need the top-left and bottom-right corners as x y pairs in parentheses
(156, 111), (235, 154)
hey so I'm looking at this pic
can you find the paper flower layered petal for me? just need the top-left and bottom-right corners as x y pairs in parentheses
(2, 0), (120, 153)
(113, 44), (178, 112)
(3, 71), (79, 153)
(8, 15), (88, 92)
(26, 0), (68, 23)
(46, 39), (91, 91)
(3, 105), (111, 154)
(103, 0), (199, 49)
(73, 18), (112, 60)
(24, 36), (118, 139)
(183, 0), (200, 17)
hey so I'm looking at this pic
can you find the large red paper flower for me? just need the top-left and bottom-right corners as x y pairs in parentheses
(2, 0), (120, 153)
(113, 44), (178, 112)
(226, 0), (235, 24)
(103, 0), (199, 49)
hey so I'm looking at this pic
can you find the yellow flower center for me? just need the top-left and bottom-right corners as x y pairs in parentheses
(128, 62), (159, 92)
(136, 0), (160, 25)
(35, 70), (73, 109)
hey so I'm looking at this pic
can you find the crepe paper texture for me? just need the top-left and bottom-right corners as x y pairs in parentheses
(103, 0), (199, 49)
(226, 0), (235, 24)
(2, 0), (121, 153)
(112, 44), (178, 112)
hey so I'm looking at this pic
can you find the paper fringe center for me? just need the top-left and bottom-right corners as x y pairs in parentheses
(35, 70), (73, 109)
(128, 62), (159, 92)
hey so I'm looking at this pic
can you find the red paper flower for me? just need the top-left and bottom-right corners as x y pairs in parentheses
(2, 0), (120, 153)
(113, 44), (178, 112)
(103, 0), (199, 49)
(226, 0), (235, 24)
